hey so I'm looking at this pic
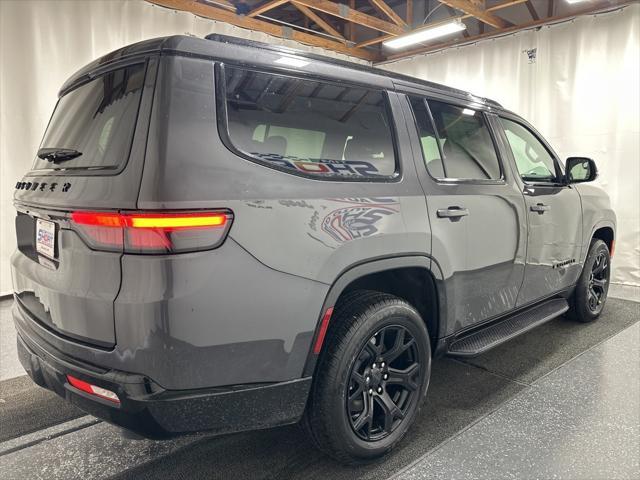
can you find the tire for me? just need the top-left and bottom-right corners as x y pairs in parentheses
(303, 290), (431, 464)
(568, 239), (611, 323)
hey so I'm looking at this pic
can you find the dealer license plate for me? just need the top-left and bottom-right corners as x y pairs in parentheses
(35, 218), (56, 259)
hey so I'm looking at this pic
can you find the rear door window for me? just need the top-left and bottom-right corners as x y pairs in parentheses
(428, 100), (502, 180)
(220, 66), (397, 179)
(32, 63), (146, 173)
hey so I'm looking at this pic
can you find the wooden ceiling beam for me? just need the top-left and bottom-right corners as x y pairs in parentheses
(354, 0), (527, 49)
(437, 0), (509, 29)
(292, 0), (406, 35)
(406, 0), (413, 25)
(348, 0), (357, 41)
(383, 0), (632, 62)
(247, 0), (290, 18)
(292, 2), (346, 40)
(367, 0), (408, 28)
(356, 34), (395, 48)
(525, 0), (540, 20)
(148, 0), (379, 61)
(483, 0), (528, 14)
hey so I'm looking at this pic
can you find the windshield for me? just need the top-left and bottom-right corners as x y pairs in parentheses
(33, 63), (146, 172)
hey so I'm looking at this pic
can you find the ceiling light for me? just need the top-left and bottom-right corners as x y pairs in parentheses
(383, 21), (467, 50)
(274, 56), (309, 68)
(565, 0), (590, 3)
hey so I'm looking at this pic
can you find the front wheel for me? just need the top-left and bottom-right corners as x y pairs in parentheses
(303, 291), (431, 464)
(568, 239), (611, 323)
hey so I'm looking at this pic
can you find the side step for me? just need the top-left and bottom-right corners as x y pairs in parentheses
(447, 298), (569, 357)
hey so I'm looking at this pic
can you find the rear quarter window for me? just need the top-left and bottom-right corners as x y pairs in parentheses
(219, 65), (397, 180)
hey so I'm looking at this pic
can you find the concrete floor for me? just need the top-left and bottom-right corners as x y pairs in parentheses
(395, 321), (640, 480)
(0, 297), (638, 479)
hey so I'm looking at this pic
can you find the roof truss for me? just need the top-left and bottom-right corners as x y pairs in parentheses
(148, 0), (633, 63)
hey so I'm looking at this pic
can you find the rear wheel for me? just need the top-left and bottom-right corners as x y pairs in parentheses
(569, 239), (611, 322)
(304, 291), (431, 464)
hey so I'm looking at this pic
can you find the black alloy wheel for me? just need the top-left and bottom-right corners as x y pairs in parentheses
(587, 250), (609, 313)
(569, 238), (611, 322)
(347, 325), (420, 441)
(303, 290), (431, 464)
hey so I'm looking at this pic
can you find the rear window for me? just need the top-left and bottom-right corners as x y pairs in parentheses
(32, 63), (146, 172)
(220, 66), (397, 179)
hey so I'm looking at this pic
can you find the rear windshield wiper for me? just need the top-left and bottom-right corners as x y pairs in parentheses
(37, 148), (82, 163)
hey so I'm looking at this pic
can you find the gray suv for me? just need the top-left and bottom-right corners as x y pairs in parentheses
(12, 35), (616, 463)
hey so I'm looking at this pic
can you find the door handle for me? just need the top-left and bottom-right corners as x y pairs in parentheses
(530, 203), (550, 214)
(437, 207), (469, 221)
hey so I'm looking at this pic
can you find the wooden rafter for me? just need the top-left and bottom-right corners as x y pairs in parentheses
(438, 0), (508, 29)
(484, 0), (528, 13)
(292, 2), (345, 40)
(247, 0), (289, 18)
(148, 0), (631, 65)
(292, 0), (405, 35)
(525, 0), (540, 20)
(355, 0), (527, 49)
(148, 0), (378, 60)
(356, 34), (394, 48)
(383, 0), (633, 62)
(348, 0), (357, 41)
(367, 0), (408, 28)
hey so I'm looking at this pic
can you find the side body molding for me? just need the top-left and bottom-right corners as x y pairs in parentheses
(302, 255), (446, 376)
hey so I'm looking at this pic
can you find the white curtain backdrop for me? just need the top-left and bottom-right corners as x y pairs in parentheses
(0, 0), (365, 295)
(382, 5), (640, 289)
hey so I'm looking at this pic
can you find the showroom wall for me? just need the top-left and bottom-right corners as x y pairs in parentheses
(382, 5), (640, 289)
(0, 0), (365, 295)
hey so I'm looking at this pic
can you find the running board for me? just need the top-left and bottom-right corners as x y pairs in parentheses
(447, 298), (569, 358)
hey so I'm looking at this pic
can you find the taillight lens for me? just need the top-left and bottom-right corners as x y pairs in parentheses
(70, 211), (233, 254)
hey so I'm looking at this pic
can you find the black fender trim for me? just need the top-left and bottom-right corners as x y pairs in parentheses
(586, 220), (616, 261)
(302, 254), (445, 377)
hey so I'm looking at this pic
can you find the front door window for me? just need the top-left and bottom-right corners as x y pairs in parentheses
(501, 118), (559, 183)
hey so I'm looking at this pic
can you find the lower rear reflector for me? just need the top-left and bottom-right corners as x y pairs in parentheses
(67, 375), (120, 404)
(313, 307), (334, 355)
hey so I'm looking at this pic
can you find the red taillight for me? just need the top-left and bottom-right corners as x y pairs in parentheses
(70, 211), (232, 253)
(66, 375), (120, 404)
(313, 307), (334, 355)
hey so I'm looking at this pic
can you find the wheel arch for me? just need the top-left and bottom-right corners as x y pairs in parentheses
(302, 256), (445, 377)
(591, 224), (615, 255)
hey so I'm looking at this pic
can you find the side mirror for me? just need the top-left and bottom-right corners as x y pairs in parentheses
(566, 157), (598, 183)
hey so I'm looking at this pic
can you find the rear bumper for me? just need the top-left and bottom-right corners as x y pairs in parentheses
(15, 311), (311, 439)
